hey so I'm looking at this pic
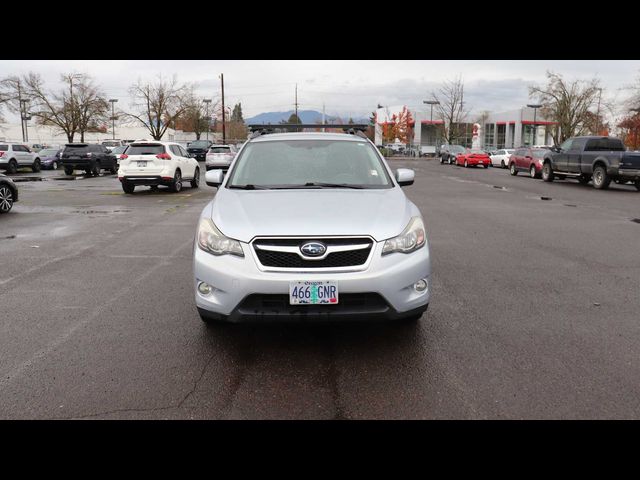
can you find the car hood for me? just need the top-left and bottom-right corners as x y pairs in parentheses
(208, 187), (416, 243)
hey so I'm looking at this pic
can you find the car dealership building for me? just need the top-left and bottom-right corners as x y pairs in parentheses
(375, 105), (556, 153)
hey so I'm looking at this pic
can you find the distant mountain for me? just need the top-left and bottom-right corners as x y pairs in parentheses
(245, 110), (368, 126)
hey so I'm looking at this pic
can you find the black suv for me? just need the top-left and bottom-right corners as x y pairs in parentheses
(187, 140), (213, 161)
(61, 144), (118, 176)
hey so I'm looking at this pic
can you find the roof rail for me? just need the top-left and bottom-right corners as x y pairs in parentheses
(247, 123), (369, 134)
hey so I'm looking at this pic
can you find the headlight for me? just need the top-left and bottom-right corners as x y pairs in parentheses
(382, 217), (426, 255)
(197, 218), (244, 257)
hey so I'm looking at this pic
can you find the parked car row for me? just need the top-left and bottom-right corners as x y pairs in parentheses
(439, 136), (640, 191)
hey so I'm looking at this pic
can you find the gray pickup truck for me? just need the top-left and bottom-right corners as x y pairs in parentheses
(542, 136), (640, 190)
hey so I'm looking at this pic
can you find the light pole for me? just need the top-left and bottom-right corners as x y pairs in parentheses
(219, 74), (226, 144)
(109, 99), (118, 140)
(527, 104), (542, 146)
(20, 99), (30, 143)
(423, 100), (440, 156)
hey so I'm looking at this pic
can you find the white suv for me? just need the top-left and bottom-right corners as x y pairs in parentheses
(0, 143), (42, 174)
(205, 144), (237, 170)
(117, 141), (200, 194)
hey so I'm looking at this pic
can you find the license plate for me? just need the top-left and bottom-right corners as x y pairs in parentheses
(137, 161), (146, 167)
(289, 281), (338, 305)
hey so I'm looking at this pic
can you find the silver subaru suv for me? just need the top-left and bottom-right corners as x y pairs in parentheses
(193, 128), (431, 323)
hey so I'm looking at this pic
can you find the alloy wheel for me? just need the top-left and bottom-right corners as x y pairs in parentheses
(0, 186), (13, 213)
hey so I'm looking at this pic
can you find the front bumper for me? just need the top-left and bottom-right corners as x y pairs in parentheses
(193, 240), (431, 322)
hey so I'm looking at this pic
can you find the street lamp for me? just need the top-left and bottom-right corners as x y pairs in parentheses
(202, 99), (212, 141)
(109, 99), (118, 140)
(527, 104), (542, 146)
(20, 99), (30, 143)
(423, 100), (441, 156)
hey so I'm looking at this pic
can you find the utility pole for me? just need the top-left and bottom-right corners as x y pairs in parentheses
(109, 99), (118, 140)
(203, 99), (212, 141)
(220, 73), (226, 144)
(596, 88), (602, 135)
(17, 83), (25, 142)
(322, 103), (325, 132)
(294, 83), (299, 131)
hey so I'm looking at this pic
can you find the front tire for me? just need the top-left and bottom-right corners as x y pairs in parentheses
(64, 167), (74, 176)
(501, 159), (506, 168)
(530, 165), (538, 178)
(91, 162), (100, 177)
(32, 158), (41, 173)
(464, 160), (468, 168)
(510, 163), (517, 176)
(52, 161), (58, 170)
(0, 185), (14, 213)
(542, 162), (554, 182)
(191, 168), (200, 188)
(635, 180), (640, 191)
(592, 165), (610, 190)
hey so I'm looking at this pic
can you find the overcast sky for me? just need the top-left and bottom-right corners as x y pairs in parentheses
(1, 60), (640, 121)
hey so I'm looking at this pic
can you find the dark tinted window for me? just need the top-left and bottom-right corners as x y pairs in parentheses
(571, 138), (587, 151)
(532, 150), (546, 158)
(585, 138), (625, 151)
(210, 147), (231, 153)
(169, 145), (181, 156)
(179, 146), (189, 157)
(126, 144), (165, 155)
(189, 141), (210, 148)
(64, 144), (89, 154)
(0, 145), (7, 151)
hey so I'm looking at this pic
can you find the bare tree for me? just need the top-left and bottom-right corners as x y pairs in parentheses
(431, 77), (470, 145)
(0, 75), (30, 123)
(529, 71), (604, 143)
(176, 88), (219, 140)
(75, 76), (109, 142)
(127, 76), (189, 140)
(23, 72), (84, 143)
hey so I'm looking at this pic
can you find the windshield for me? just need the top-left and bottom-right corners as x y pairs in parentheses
(40, 149), (59, 156)
(449, 146), (465, 153)
(102, 141), (119, 147)
(189, 141), (210, 148)
(227, 139), (393, 189)
(112, 146), (127, 154)
(469, 148), (485, 154)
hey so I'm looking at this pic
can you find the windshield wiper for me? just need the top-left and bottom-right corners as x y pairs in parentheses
(302, 182), (365, 189)
(228, 184), (269, 190)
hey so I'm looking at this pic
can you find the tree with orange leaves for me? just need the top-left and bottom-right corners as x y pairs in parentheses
(618, 113), (640, 150)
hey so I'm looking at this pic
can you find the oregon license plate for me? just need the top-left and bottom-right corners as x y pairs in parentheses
(289, 281), (338, 305)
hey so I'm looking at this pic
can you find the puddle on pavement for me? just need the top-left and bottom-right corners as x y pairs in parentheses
(11, 176), (45, 182)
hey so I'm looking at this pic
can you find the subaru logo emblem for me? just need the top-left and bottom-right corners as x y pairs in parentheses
(300, 242), (326, 257)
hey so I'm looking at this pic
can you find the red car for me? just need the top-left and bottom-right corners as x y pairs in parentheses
(456, 148), (491, 168)
(508, 147), (548, 179)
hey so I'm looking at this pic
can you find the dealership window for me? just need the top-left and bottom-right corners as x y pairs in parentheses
(496, 125), (506, 149)
(522, 125), (536, 146)
(483, 124), (495, 150)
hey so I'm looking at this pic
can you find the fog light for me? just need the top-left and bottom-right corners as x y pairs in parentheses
(198, 282), (212, 295)
(414, 278), (428, 292)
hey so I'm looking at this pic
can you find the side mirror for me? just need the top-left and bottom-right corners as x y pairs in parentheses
(395, 168), (415, 187)
(205, 169), (225, 187)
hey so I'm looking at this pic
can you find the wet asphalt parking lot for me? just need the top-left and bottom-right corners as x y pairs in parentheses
(1, 159), (639, 419)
